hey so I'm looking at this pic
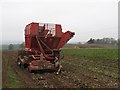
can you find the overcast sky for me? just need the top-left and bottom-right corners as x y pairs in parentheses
(1, 0), (119, 44)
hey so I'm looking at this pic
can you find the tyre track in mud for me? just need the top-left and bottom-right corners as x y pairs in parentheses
(31, 61), (118, 88)
(11, 62), (38, 88)
(64, 60), (118, 80)
(65, 56), (118, 69)
(65, 56), (118, 79)
(30, 68), (80, 88)
(3, 51), (79, 88)
(33, 73), (68, 88)
(8, 51), (39, 88)
(62, 61), (118, 88)
(2, 51), (118, 88)
(2, 57), (8, 88)
(11, 51), (87, 88)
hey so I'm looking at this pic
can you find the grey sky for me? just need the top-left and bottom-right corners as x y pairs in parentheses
(1, 0), (119, 44)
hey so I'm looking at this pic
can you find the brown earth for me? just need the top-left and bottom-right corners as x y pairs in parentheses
(2, 51), (118, 88)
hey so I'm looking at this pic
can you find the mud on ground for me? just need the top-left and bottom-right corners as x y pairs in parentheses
(2, 51), (118, 88)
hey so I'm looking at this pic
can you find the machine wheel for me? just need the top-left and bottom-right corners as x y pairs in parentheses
(20, 64), (25, 69)
(23, 64), (28, 68)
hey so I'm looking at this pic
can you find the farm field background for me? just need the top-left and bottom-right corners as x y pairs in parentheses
(2, 45), (118, 88)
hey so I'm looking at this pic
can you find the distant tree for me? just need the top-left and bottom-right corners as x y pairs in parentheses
(19, 42), (24, 50)
(95, 39), (101, 44)
(110, 38), (117, 45)
(78, 42), (82, 45)
(8, 44), (14, 50)
(87, 38), (95, 44)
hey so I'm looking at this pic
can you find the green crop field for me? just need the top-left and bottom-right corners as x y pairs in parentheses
(62, 48), (118, 61)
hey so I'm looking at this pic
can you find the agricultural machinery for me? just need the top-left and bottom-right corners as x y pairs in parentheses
(16, 22), (74, 74)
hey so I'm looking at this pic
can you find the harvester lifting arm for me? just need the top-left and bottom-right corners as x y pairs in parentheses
(38, 37), (53, 53)
(36, 35), (54, 60)
(36, 35), (45, 54)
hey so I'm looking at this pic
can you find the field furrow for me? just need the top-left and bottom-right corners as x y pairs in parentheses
(2, 48), (118, 88)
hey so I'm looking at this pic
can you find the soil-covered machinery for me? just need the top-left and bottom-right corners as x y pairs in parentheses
(16, 22), (74, 74)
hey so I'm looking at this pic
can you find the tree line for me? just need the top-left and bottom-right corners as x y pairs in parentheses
(87, 38), (118, 45)
(8, 42), (24, 50)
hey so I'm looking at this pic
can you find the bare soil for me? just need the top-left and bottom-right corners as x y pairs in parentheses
(2, 51), (118, 88)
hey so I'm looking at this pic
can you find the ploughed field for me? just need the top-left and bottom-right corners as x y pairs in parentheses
(2, 48), (118, 88)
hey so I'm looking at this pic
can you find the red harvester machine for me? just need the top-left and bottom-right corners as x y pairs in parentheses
(16, 22), (74, 74)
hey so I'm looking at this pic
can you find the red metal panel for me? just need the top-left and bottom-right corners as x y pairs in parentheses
(25, 22), (39, 36)
(30, 22), (39, 36)
(51, 37), (61, 49)
(25, 24), (31, 35)
(25, 22), (39, 49)
(24, 22), (74, 52)
(31, 37), (39, 49)
(55, 24), (62, 37)
(46, 37), (52, 49)
(25, 36), (31, 49)
(57, 31), (74, 49)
